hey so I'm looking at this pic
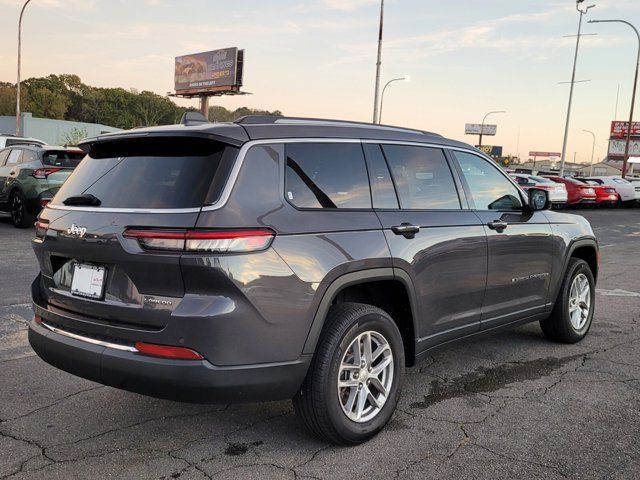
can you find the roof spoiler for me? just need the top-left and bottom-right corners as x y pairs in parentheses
(180, 111), (210, 126)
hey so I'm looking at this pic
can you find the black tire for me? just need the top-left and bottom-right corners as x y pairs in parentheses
(10, 190), (33, 229)
(293, 302), (405, 445)
(540, 258), (595, 343)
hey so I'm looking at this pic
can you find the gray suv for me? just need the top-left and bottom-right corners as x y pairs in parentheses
(29, 116), (598, 444)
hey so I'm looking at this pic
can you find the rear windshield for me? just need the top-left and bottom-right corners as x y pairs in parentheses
(51, 137), (238, 209)
(43, 150), (85, 168)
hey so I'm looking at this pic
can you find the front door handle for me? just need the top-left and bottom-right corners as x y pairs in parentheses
(391, 223), (420, 239)
(487, 220), (508, 233)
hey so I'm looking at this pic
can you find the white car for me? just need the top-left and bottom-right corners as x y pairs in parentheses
(510, 174), (568, 206)
(0, 134), (47, 149)
(627, 177), (640, 201)
(584, 176), (637, 204)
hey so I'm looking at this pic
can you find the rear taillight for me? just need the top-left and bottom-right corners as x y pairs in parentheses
(31, 168), (62, 179)
(34, 219), (49, 238)
(134, 342), (204, 360)
(123, 228), (275, 253)
(604, 188), (616, 194)
(40, 198), (51, 208)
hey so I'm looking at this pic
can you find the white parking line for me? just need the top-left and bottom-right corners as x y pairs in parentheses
(597, 289), (640, 298)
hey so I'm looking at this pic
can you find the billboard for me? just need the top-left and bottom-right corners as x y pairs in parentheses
(476, 145), (503, 157)
(610, 121), (640, 138)
(529, 151), (561, 158)
(608, 138), (640, 157)
(174, 47), (243, 93)
(465, 124), (497, 136)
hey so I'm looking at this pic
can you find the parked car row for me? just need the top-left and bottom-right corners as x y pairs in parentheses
(510, 173), (640, 208)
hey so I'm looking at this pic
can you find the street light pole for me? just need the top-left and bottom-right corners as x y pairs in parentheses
(559, 1), (595, 177)
(478, 110), (506, 147)
(372, 0), (384, 124)
(16, 0), (33, 136)
(589, 19), (640, 178)
(583, 129), (596, 176)
(378, 75), (409, 124)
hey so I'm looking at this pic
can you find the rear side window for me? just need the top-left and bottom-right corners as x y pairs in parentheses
(52, 137), (238, 209)
(381, 145), (460, 210)
(364, 144), (399, 209)
(43, 150), (85, 168)
(285, 143), (371, 209)
(6, 149), (22, 165)
(21, 150), (38, 164)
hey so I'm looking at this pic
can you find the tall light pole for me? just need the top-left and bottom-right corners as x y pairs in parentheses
(378, 75), (410, 124)
(372, 0), (384, 124)
(583, 129), (596, 176)
(589, 19), (640, 178)
(16, 0), (33, 137)
(559, 0), (595, 177)
(478, 110), (506, 147)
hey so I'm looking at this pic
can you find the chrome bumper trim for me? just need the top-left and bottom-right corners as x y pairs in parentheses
(40, 321), (138, 353)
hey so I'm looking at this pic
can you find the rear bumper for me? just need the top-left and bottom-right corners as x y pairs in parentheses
(28, 307), (311, 404)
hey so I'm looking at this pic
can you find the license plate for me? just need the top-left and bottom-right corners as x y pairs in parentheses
(71, 263), (107, 299)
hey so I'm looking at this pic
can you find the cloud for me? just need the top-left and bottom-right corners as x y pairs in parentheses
(322, 0), (379, 12)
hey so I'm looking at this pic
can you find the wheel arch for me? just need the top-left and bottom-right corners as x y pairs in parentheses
(302, 268), (419, 366)
(552, 238), (599, 304)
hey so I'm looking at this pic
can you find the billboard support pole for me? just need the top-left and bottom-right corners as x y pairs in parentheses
(199, 96), (209, 119)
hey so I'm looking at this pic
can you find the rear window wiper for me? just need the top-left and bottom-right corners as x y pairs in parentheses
(62, 194), (101, 206)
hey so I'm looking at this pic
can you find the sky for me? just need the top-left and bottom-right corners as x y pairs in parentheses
(0, 0), (639, 163)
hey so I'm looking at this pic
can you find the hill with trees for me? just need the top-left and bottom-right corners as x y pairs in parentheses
(0, 75), (282, 129)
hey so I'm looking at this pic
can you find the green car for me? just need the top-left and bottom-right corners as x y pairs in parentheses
(0, 145), (84, 228)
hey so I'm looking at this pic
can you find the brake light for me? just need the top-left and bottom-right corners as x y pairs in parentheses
(40, 198), (51, 208)
(31, 168), (62, 179)
(34, 219), (49, 238)
(34, 314), (42, 325)
(134, 342), (204, 360)
(123, 228), (275, 253)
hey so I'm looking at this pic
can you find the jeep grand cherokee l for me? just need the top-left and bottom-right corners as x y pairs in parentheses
(29, 115), (598, 445)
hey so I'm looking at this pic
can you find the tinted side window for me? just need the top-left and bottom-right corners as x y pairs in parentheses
(6, 149), (22, 165)
(21, 150), (38, 164)
(381, 145), (460, 210)
(453, 151), (523, 211)
(285, 143), (371, 209)
(364, 143), (399, 209)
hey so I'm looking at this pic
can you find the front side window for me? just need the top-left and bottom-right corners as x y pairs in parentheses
(285, 143), (371, 209)
(381, 145), (460, 210)
(453, 151), (523, 211)
(0, 149), (10, 166)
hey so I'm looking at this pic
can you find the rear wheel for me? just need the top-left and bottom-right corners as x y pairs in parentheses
(540, 258), (595, 343)
(10, 190), (33, 229)
(293, 303), (404, 445)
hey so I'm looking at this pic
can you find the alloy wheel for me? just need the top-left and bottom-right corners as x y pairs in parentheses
(568, 273), (591, 330)
(10, 194), (23, 226)
(338, 331), (394, 423)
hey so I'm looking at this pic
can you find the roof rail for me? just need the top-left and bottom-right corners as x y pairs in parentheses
(233, 115), (441, 137)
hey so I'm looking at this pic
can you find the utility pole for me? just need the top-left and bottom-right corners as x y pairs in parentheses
(16, 0), (33, 136)
(583, 130), (596, 175)
(372, 0), (384, 124)
(559, 0), (596, 177)
(589, 19), (640, 178)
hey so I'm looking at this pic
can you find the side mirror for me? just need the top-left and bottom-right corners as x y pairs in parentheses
(528, 188), (550, 211)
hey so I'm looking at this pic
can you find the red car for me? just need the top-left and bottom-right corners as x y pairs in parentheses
(546, 176), (597, 206)
(574, 179), (619, 206)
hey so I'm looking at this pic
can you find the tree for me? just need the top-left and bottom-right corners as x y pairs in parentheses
(207, 106), (282, 122)
(61, 127), (88, 146)
(27, 86), (69, 119)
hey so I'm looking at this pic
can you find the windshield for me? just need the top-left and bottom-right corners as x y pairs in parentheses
(43, 150), (85, 168)
(529, 175), (552, 183)
(51, 137), (238, 209)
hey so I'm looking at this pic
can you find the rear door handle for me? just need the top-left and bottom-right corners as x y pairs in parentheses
(487, 220), (508, 233)
(9, 171), (16, 176)
(391, 223), (420, 239)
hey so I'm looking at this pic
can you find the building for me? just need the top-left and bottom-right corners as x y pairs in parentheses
(0, 113), (120, 145)
(575, 162), (622, 177)
(515, 159), (587, 175)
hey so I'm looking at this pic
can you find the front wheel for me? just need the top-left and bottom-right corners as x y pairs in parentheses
(540, 258), (595, 343)
(293, 303), (404, 445)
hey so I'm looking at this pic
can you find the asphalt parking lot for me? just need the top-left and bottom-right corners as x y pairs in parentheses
(0, 209), (639, 480)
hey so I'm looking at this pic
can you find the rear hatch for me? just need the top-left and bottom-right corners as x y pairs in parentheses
(34, 136), (239, 331)
(40, 149), (85, 189)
